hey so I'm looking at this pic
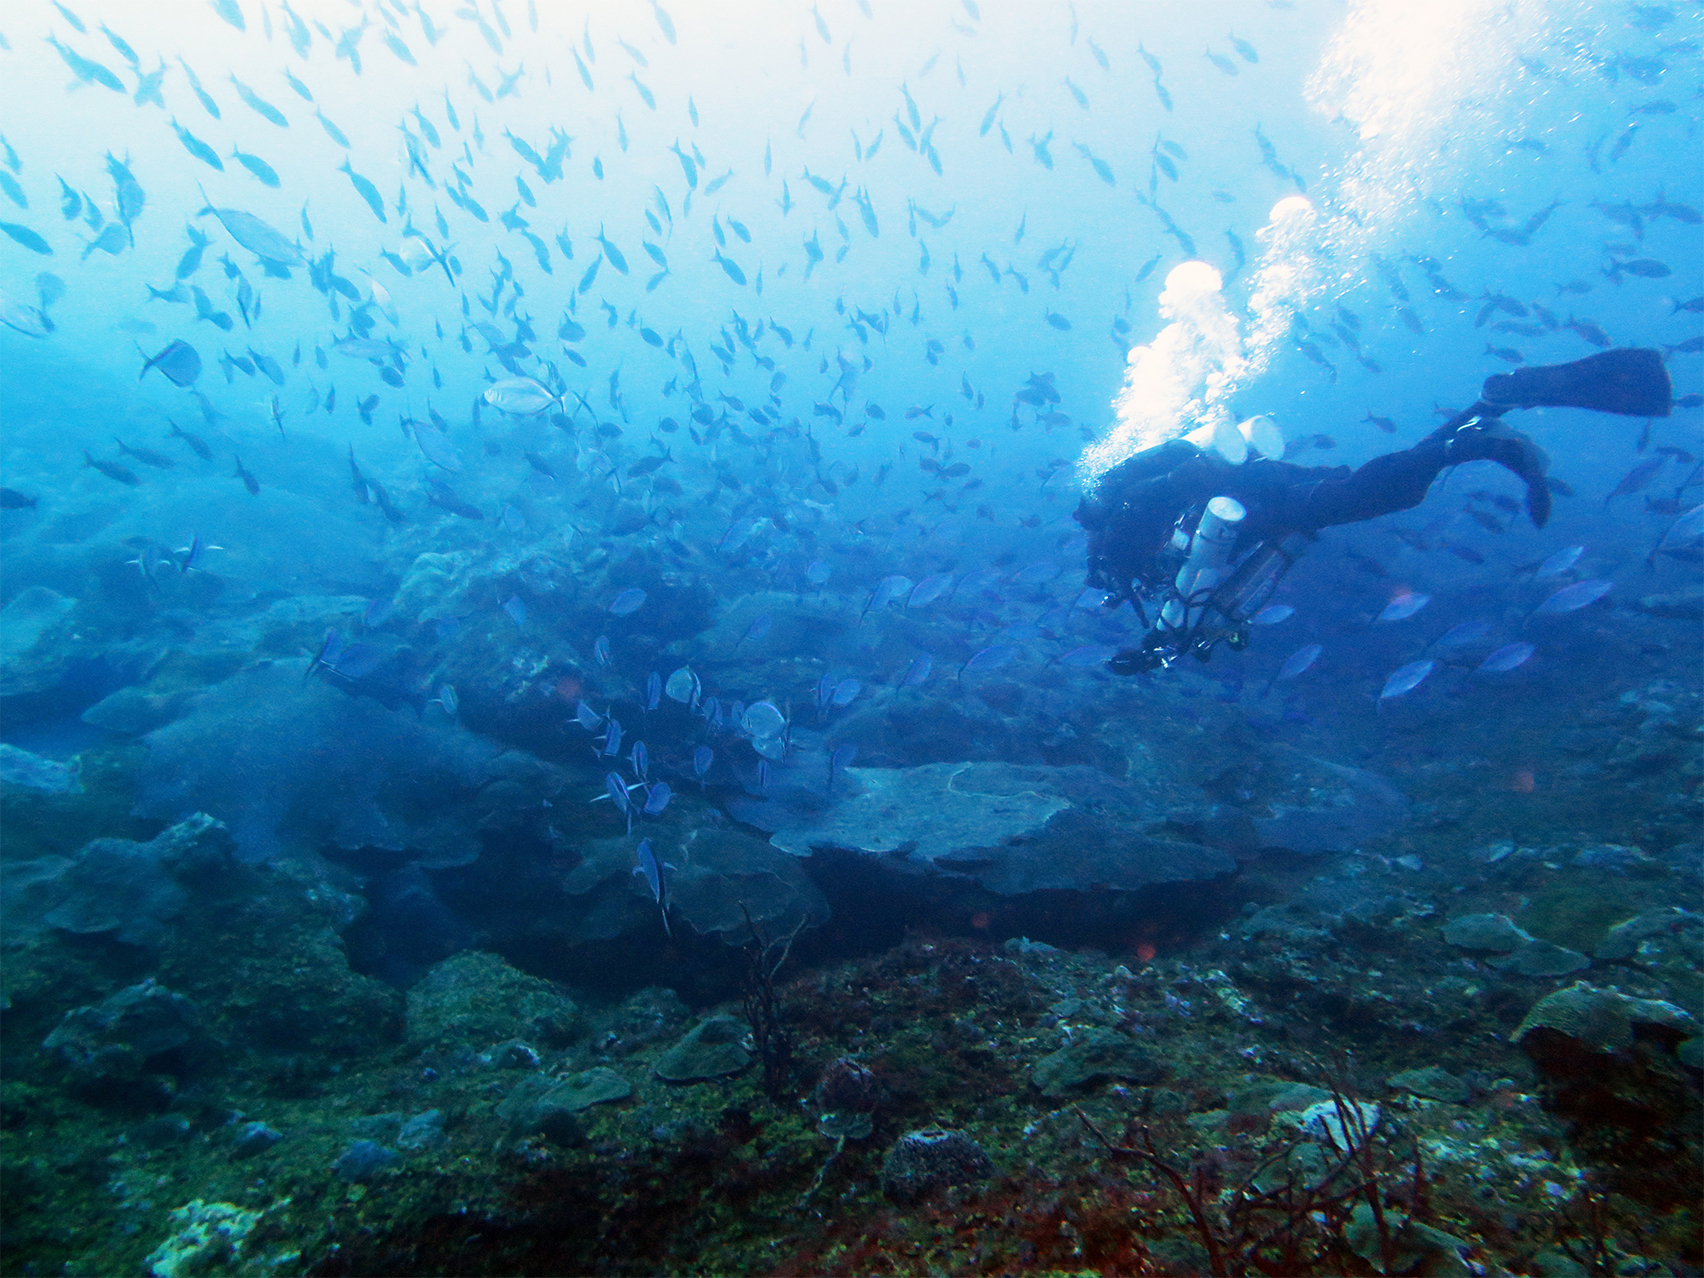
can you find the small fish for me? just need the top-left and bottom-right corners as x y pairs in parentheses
(426, 477), (482, 519)
(1375, 591), (1430, 622)
(1476, 643), (1534, 674)
(170, 118), (224, 169)
(633, 839), (670, 934)
(0, 487), (38, 510)
(230, 147), (280, 187)
(137, 339), (202, 386)
(1563, 316), (1610, 348)
(339, 160), (386, 221)
(113, 437), (174, 469)
(315, 108), (350, 148)
(46, 33), (125, 92)
(1434, 621), (1492, 648)
(959, 644), (1018, 680)
(1604, 456), (1665, 502)
(1533, 545), (1584, 578)
(608, 587), (646, 616)
(176, 57), (221, 118)
(1533, 579), (1612, 615)
(175, 531), (220, 573)
(83, 451), (139, 486)
(1270, 644), (1322, 690)
(1379, 660), (1436, 700)
(1605, 257), (1670, 281)
(228, 76), (287, 127)
(232, 454), (259, 494)
(429, 684), (459, 718)
(166, 420), (212, 460)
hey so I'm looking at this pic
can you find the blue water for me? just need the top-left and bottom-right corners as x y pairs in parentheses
(0, 1), (1699, 1268)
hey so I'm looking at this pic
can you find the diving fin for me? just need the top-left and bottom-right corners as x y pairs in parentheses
(1482, 348), (1672, 417)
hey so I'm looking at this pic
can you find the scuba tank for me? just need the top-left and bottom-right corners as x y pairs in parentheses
(1160, 496), (1246, 633)
(1111, 502), (1301, 675)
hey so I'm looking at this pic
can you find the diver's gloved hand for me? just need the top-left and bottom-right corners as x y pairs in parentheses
(1446, 417), (1552, 528)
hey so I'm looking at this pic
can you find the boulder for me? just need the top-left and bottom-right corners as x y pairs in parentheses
(551, 1067), (633, 1111)
(43, 978), (201, 1086)
(1515, 982), (1697, 1056)
(0, 585), (77, 697)
(1344, 1202), (1470, 1276)
(1031, 1027), (1165, 1097)
(498, 1075), (589, 1146)
(1595, 908), (1702, 965)
(561, 828), (829, 946)
(1442, 913), (1531, 953)
(654, 1016), (751, 1082)
(25, 814), (237, 947)
(135, 661), (526, 865)
(1492, 940), (1591, 978)
(0, 743), (81, 794)
(333, 1140), (399, 1183)
(1386, 1066), (1469, 1104)
(143, 1200), (261, 1278)
(406, 951), (580, 1053)
(731, 761), (1234, 897)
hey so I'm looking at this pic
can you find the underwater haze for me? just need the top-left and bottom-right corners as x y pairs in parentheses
(1, 0), (1701, 1274)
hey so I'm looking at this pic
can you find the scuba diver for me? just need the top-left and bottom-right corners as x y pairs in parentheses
(1075, 349), (1674, 674)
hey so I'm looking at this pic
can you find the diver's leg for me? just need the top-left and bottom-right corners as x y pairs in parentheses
(1299, 418), (1550, 530)
(1293, 440), (1453, 528)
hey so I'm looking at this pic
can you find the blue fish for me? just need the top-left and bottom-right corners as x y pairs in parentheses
(1477, 642), (1535, 673)
(959, 644), (1018, 681)
(828, 743), (859, 796)
(633, 839), (670, 934)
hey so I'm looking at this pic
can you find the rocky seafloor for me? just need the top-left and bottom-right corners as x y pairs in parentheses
(1, 533), (1701, 1276)
(2, 790), (1699, 1276)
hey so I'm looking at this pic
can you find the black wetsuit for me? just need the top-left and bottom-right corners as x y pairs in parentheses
(1074, 349), (1671, 606)
(1075, 430), (1478, 602)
